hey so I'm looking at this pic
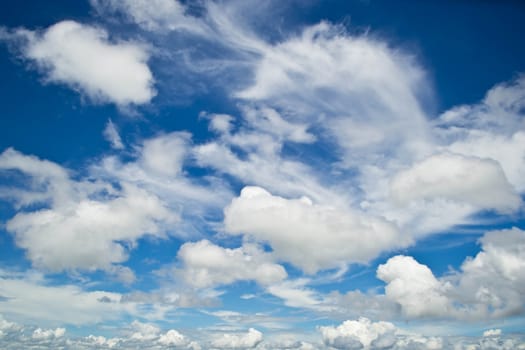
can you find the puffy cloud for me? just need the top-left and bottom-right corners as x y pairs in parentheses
(7, 183), (175, 272)
(319, 317), (397, 350)
(376, 228), (525, 320)
(211, 328), (263, 349)
(32, 327), (65, 340)
(139, 132), (190, 178)
(104, 119), (125, 150)
(9, 20), (155, 106)
(224, 186), (406, 274)
(454, 227), (525, 318)
(377, 256), (451, 318)
(389, 153), (520, 213)
(158, 329), (188, 346)
(177, 239), (287, 288)
(0, 148), (177, 274)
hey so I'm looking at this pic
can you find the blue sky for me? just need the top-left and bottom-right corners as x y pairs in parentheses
(1, 1), (525, 349)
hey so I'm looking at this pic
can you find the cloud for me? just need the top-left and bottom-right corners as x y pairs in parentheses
(140, 131), (190, 177)
(319, 317), (397, 350)
(0, 270), (134, 326)
(32, 327), (66, 340)
(377, 256), (452, 319)
(93, 132), (233, 226)
(236, 22), (431, 166)
(377, 228), (525, 320)
(177, 239), (287, 288)
(389, 153), (521, 213)
(104, 119), (125, 150)
(0, 148), (177, 274)
(266, 279), (325, 310)
(435, 75), (525, 192)
(453, 227), (525, 318)
(211, 328), (263, 349)
(224, 186), (407, 274)
(90, 0), (207, 34)
(8, 20), (155, 106)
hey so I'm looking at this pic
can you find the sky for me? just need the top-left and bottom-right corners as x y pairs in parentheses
(0, 0), (525, 349)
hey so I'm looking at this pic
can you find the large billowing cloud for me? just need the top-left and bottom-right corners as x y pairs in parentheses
(6, 20), (155, 106)
(224, 186), (406, 274)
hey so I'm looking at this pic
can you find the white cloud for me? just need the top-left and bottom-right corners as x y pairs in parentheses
(0, 270), (134, 326)
(224, 186), (407, 274)
(266, 279), (325, 310)
(94, 132), (233, 225)
(32, 327), (65, 340)
(158, 329), (187, 346)
(376, 228), (525, 320)
(90, 0), (207, 34)
(435, 75), (525, 192)
(0, 148), (177, 274)
(13, 20), (155, 106)
(177, 239), (287, 288)
(453, 227), (525, 318)
(104, 119), (125, 150)
(7, 182), (175, 272)
(236, 22), (431, 166)
(377, 255), (452, 319)
(483, 329), (502, 338)
(319, 317), (397, 350)
(389, 153), (521, 213)
(211, 328), (263, 349)
(140, 132), (190, 178)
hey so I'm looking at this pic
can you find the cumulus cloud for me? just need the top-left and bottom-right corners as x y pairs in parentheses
(177, 239), (287, 288)
(7, 20), (155, 106)
(377, 256), (452, 319)
(224, 186), (406, 274)
(0, 148), (177, 274)
(376, 228), (525, 320)
(389, 153), (520, 213)
(211, 328), (263, 349)
(320, 317), (397, 350)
